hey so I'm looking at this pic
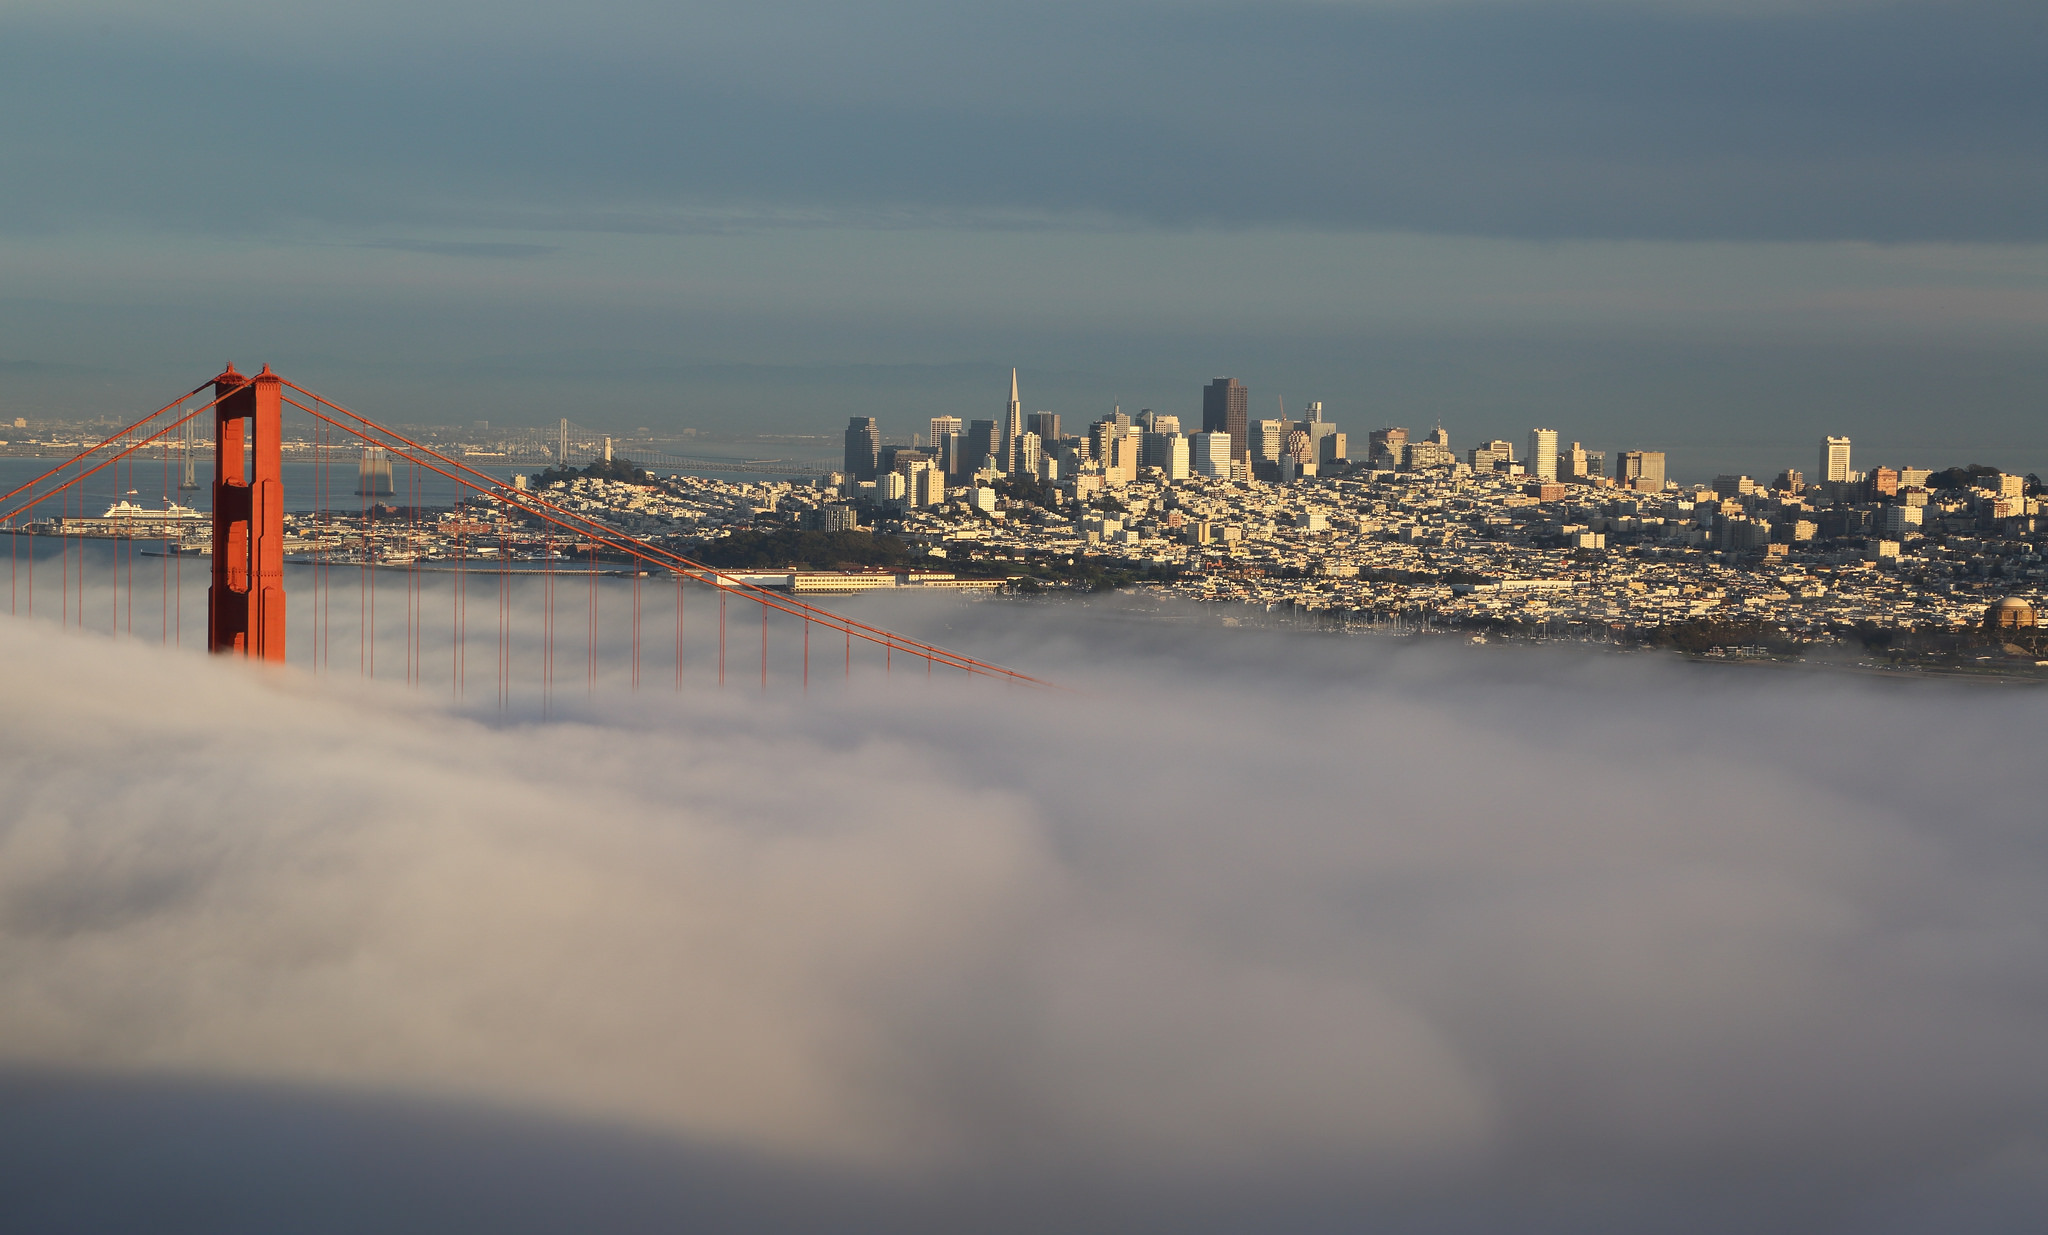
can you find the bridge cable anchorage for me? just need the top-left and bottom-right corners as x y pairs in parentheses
(278, 381), (1054, 688)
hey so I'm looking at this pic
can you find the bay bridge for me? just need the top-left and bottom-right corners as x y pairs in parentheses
(0, 365), (1047, 705)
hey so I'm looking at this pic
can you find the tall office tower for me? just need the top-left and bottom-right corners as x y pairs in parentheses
(929, 415), (962, 456)
(1148, 413), (1181, 436)
(934, 428), (963, 477)
(1016, 431), (1042, 479)
(1161, 434), (1190, 481)
(1821, 436), (1853, 483)
(1030, 411), (1060, 443)
(1368, 427), (1409, 468)
(1484, 438), (1515, 461)
(1427, 425), (1449, 448)
(1089, 418), (1117, 464)
(1192, 431), (1233, 478)
(1002, 368), (1024, 473)
(966, 420), (1000, 472)
(1561, 442), (1605, 481)
(1304, 401), (1324, 423)
(356, 447), (395, 497)
(880, 446), (929, 476)
(912, 463), (947, 508)
(1617, 450), (1667, 492)
(843, 416), (880, 482)
(1115, 426), (1146, 482)
(1202, 377), (1250, 463)
(1528, 428), (1560, 481)
(179, 417), (200, 490)
(1251, 418), (1287, 466)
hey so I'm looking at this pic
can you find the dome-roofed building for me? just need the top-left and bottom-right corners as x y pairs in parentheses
(1984, 596), (2037, 629)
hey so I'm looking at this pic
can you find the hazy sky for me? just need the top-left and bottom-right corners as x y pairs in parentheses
(3, 0), (2046, 478)
(2, 587), (2046, 1230)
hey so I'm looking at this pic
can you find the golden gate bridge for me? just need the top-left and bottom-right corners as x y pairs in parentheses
(0, 364), (1048, 703)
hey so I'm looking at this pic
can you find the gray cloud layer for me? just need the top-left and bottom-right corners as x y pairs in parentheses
(4, 0), (2045, 242)
(1, 586), (2047, 1228)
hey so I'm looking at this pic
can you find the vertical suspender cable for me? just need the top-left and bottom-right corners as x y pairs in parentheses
(359, 472), (367, 676)
(586, 544), (595, 695)
(124, 455), (132, 637)
(452, 502), (462, 699)
(543, 535), (554, 718)
(499, 532), (508, 710)
(160, 437), (168, 643)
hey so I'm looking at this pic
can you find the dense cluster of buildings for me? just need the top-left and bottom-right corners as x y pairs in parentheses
(17, 373), (2042, 658)
(815, 372), (2045, 654)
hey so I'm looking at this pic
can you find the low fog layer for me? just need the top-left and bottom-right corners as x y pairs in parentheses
(2, 594), (2046, 1231)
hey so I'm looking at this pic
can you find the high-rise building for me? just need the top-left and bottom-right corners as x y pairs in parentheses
(1030, 411), (1060, 443)
(1251, 419), (1287, 466)
(912, 463), (946, 507)
(1003, 369), (1024, 474)
(1368, 428), (1408, 469)
(1427, 425), (1449, 448)
(1191, 432), (1233, 478)
(1304, 401), (1325, 423)
(1617, 450), (1667, 492)
(843, 417), (880, 482)
(880, 446), (930, 476)
(1527, 429), (1559, 482)
(1160, 434), (1190, 481)
(1016, 431), (1042, 479)
(929, 415), (962, 456)
(1202, 378), (1249, 463)
(1402, 440), (1454, 469)
(1821, 436), (1853, 483)
(356, 447), (394, 497)
(935, 428), (964, 477)
(966, 420), (1000, 473)
(1562, 441), (1590, 480)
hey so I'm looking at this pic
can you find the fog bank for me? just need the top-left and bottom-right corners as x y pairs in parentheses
(1, 598), (2045, 1230)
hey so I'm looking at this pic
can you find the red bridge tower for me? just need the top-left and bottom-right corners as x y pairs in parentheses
(208, 363), (286, 659)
